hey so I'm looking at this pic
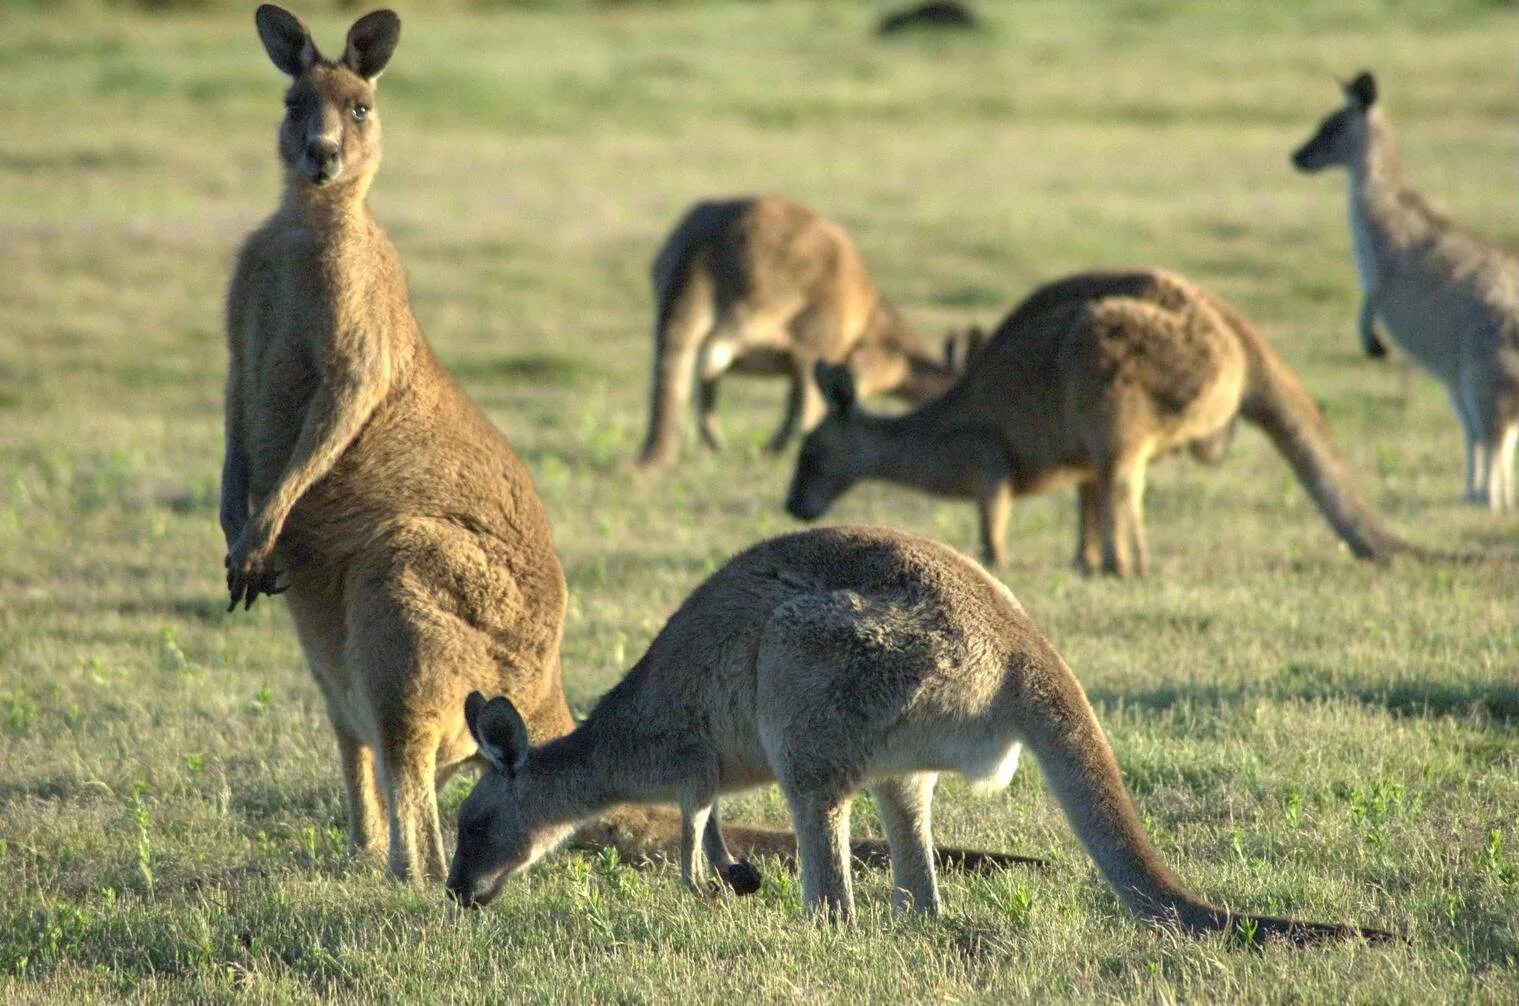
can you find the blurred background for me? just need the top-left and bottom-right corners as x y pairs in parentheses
(2, 1), (1517, 999)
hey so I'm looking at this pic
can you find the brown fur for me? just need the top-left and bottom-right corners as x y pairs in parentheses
(224, 7), (1032, 883)
(636, 196), (965, 469)
(1292, 71), (1519, 512)
(449, 527), (1393, 945)
(785, 269), (1409, 573)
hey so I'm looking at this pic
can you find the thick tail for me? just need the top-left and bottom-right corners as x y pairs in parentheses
(570, 804), (1047, 875)
(1021, 647), (1394, 944)
(1217, 298), (1406, 562)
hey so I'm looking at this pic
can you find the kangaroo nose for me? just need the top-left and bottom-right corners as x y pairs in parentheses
(785, 493), (820, 522)
(306, 139), (341, 181)
(446, 880), (474, 909)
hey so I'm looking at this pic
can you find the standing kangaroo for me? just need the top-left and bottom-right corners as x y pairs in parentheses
(223, 5), (581, 883)
(636, 196), (966, 470)
(1292, 71), (1519, 512)
(783, 269), (1414, 574)
(448, 526), (1393, 944)
(223, 6), (1027, 883)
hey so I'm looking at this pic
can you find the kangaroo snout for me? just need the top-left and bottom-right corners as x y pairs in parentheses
(305, 138), (342, 183)
(445, 872), (490, 910)
(1289, 143), (1321, 173)
(785, 491), (824, 522)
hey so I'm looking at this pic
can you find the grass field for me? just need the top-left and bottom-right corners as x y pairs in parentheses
(2, 0), (1518, 1000)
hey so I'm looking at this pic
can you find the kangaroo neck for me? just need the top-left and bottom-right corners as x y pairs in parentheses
(279, 170), (377, 239)
(861, 406), (981, 494)
(1345, 115), (1409, 279)
(521, 704), (663, 830)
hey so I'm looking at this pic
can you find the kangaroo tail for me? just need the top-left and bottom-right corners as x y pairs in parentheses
(636, 233), (711, 471)
(571, 805), (1047, 876)
(1213, 296), (1406, 562)
(1021, 645), (1395, 944)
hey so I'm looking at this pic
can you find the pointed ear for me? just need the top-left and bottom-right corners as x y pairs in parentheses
(1343, 70), (1377, 109)
(813, 361), (856, 414)
(471, 695), (530, 776)
(256, 4), (318, 78)
(343, 9), (401, 82)
(464, 690), (487, 739)
(944, 325), (986, 371)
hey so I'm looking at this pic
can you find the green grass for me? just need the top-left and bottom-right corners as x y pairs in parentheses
(3, 1), (1518, 1000)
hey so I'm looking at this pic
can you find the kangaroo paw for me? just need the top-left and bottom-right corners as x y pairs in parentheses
(720, 859), (763, 896)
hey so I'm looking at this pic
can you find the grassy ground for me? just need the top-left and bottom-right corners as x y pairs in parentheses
(2, 1), (1518, 1000)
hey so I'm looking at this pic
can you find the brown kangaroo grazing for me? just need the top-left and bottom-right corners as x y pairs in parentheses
(1293, 71), (1519, 512)
(784, 269), (1414, 574)
(448, 526), (1395, 945)
(223, 6), (1029, 884)
(636, 195), (967, 470)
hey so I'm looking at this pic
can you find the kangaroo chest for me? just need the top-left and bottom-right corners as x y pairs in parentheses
(1348, 191), (1379, 294)
(1347, 193), (1472, 381)
(237, 237), (364, 499)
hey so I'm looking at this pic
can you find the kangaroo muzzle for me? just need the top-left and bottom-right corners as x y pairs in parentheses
(304, 137), (342, 184)
(785, 488), (825, 522)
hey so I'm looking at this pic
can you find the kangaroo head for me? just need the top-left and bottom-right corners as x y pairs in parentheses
(447, 692), (559, 909)
(785, 362), (870, 521)
(1291, 70), (1377, 172)
(255, 5), (400, 190)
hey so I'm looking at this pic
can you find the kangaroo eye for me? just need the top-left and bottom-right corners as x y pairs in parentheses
(352, 104), (369, 122)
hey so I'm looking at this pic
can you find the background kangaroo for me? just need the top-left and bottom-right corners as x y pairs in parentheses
(448, 526), (1393, 945)
(224, 6), (1025, 883)
(636, 195), (967, 469)
(1292, 71), (1519, 512)
(785, 269), (1412, 574)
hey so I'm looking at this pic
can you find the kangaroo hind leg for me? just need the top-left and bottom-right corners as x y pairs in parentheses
(870, 773), (941, 916)
(639, 269), (716, 469)
(1074, 481), (1102, 574)
(344, 561), (488, 883)
(1095, 449), (1153, 577)
(1486, 421), (1517, 513)
(286, 586), (387, 859)
(779, 783), (855, 923)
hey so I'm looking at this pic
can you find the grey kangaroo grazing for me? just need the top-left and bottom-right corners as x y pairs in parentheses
(1293, 71), (1519, 512)
(637, 195), (967, 469)
(448, 527), (1395, 945)
(785, 269), (1414, 574)
(223, 6), (1027, 884)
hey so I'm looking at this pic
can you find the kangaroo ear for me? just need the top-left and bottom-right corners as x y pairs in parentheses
(944, 325), (986, 371)
(1344, 70), (1377, 109)
(470, 695), (530, 777)
(343, 9), (401, 82)
(464, 690), (487, 736)
(813, 361), (856, 414)
(256, 4), (318, 78)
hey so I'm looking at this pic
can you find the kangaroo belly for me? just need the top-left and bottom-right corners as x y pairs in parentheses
(958, 739), (1023, 793)
(1374, 282), (1475, 382)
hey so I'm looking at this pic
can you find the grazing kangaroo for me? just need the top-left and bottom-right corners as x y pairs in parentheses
(784, 269), (1414, 574)
(1292, 71), (1519, 512)
(222, 6), (1028, 884)
(448, 527), (1394, 944)
(636, 195), (967, 469)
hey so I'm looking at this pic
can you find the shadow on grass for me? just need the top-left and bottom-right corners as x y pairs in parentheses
(444, 351), (605, 388)
(1087, 679), (1519, 727)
